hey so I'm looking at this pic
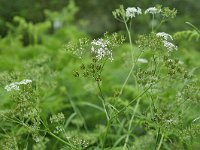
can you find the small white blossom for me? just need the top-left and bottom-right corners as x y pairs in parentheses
(126, 7), (142, 18)
(91, 38), (113, 61)
(163, 40), (178, 51)
(5, 79), (32, 92)
(145, 7), (161, 15)
(5, 83), (20, 92)
(18, 79), (32, 85)
(137, 58), (148, 63)
(156, 32), (178, 51)
(54, 125), (64, 134)
(156, 32), (173, 41)
(50, 113), (65, 123)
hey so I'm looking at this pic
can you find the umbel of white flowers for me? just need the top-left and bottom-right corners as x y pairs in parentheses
(145, 7), (161, 14)
(163, 41), (178, 51)
(5, 79), (32, 92)
(156, 32), (178, 51)
(126, 7), (142, 18)
(91, 38), (113, 61)
(156, 32), (173, 41)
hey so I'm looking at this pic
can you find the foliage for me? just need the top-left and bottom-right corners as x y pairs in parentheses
(0, 1), (200, 150)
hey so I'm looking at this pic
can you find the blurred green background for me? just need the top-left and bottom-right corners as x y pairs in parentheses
(0, 0), (200, 37)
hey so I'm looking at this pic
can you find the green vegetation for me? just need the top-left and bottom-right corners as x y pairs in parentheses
(0, 1), (200, 149)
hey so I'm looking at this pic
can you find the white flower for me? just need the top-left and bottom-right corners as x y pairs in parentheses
(137, 58), (148, 63)
(156, 32), (173, 41)
(145, 7), (161, 15)
(5, 83), (20, 92)
(5, 79), (32, 92)
(18, 79), (32, 85)
(163, 40), (178, 51)
(91, 38), (113, 61)
(156, 32), (178, 51)
(126, 7), (142, 18)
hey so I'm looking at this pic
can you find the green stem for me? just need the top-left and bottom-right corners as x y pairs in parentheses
(119, 64), (134, 95)
(97, 81), (110, 120)
(124, 19), (134, 61)
(156, 134), (164, 150)
(102, 119), (111, 150)
(123, 98), (141, 149)
(186, 22), (200, 34)
(119, 51), (143, 96)
(67, 93), (88, 131)
(119, 18), (135, 96)
(119, 19), (144, 96)
(155, 20), (165, 31)
(13, 136), (19, 150)
(39, 118), (75, 149)
(3, 114), (75, 149)
(101, 85), (152, 149)
(100, 84), (151, 149)
(113, 85), (152, 121)
(48, 131), (75, 149)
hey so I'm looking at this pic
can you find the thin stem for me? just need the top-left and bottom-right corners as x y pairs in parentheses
(96, 77), (110, 149)
(95, 59), (110, 149)
(129, 18), (133, 36)
(97, 80), (105, 100)
(13, 136), (19, 150)
(4, 115), (74, 148)
(112, 85), (152, 121)
(97, 81), (110, 120)
(102, 119), (111, 150)
(123, 98), (141, 149)
(119, 18), (145, 96)
(152, 55), (157, 75)
(48, 131), (76, 149)
(101, 85), (152, 149)
(155, 20), (165, 31)
(186, 22), (200, 34)
(119, 64), (135, 95)
(119, 51), (143, 96)
(156, 134), (164, 150)
(66, 93), (88, 131)
(40, 119), (76, 149)
(118, 18), (135, 96)
(124, 19), (134, 61)
(100, 85), (152, 149)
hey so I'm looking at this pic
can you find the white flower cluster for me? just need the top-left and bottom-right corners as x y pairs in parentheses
(54, 125), (64, 134)
(156, 32), (173, 40)
(145, 7), (161, 15)
(156, 32), (177, 51)
(126, 7), (142, 18)
(50, 113), (65, 123)
(5, 79), (32, 92)
(163, 40), (178, 51)
(91, 38), (113, 61)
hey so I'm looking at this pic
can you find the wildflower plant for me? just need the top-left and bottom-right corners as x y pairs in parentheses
(66, 33), (124, 83)
(50, 113), (65, 134)
(65, 4), (200, 150)
(0, 2), (200, 150)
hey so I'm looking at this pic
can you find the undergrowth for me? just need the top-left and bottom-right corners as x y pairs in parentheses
(0, 1), (200, 150)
